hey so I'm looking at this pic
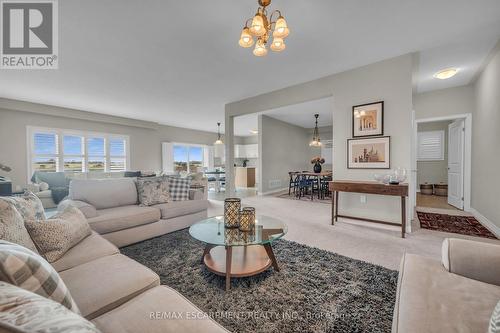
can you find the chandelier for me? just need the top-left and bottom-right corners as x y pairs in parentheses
(310, 114), (322, 147)
(238, 0), (289, 56)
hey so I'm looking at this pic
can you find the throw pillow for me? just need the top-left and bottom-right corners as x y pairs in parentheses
(136, 176), (170, 206)
(168, 176), (191, 201)
(39, 181), (50, 191)
(489, 300), (500, 333)
(25, 206), (92, 262)
(0, 282), (100, 333)
(0, 200), (38, 252)
(0, 191), (46, 221)
(0, 241), (80, 313)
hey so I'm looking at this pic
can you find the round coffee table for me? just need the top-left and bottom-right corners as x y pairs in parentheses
(189, 215), (287, 291)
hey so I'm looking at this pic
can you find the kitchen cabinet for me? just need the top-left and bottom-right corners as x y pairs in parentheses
(235, 167), (256, 187)
(234, 144), (258, 158)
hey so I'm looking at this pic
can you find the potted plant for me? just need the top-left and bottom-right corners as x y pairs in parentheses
(311, 157), (325, 173)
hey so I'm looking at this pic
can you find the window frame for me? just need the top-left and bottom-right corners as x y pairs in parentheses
(27, 126), (130, 181)
(172, 142), (206, 174)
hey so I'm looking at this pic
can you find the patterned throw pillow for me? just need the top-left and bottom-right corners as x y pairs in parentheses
(0, 241), (80, 313)
(136, 177), (170, 206)
(0, 200), (38, 252)
(25, 206), (92, 262)
(490, 301), (500, 333)
(0, 191), (46, 221)
(0, 282), (100, 333)
(168, 177), (191, 201)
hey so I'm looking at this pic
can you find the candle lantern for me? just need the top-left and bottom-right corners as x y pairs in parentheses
(224, 227), (240, 245)
(239, 207), (256, 232)
(224, 198), (241, 228)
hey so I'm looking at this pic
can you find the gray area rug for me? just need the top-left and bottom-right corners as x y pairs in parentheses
(121, 229), (398, 333)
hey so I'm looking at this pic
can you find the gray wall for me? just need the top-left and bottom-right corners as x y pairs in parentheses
(414, 85), (475, 120)
(472, 43), (500, 228)
(0, 105), (236, 188)
(259, 115), (311, 194)
(417, 121), (451, 185)
(228, 54), (414, 223)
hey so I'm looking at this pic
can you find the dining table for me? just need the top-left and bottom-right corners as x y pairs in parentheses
(204, 170), (225, 192)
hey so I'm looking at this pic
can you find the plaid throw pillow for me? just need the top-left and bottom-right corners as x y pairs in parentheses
(0, 241), (80, 313)
(490, 301), (500, 333)
(168, 177), (191, 201)
(0, 282), (100, 333)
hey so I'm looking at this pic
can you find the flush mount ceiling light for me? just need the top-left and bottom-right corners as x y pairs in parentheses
(309, 114), (322, 147)
(214, 122), (224, 145)
(249, 129), (259, 134)
(238, 0), (289, 57)
(433, 68), (458, 80)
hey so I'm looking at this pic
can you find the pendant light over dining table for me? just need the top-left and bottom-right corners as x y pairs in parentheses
(214, 122), (223, 145)
(310, 114), (322, 147)
(238, 0), (289, 56)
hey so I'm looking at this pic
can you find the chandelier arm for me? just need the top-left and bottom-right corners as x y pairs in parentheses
(269, 9), (281, 24)
(245, 18), (253, 28)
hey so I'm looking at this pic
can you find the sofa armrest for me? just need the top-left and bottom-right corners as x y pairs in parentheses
(58, 199), (98, 218)
(441, 238), (500, 286)
(189, 188), (204, 201)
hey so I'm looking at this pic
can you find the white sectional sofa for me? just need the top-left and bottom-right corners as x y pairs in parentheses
(392, 238), (500, 333)
(59, 178), (208, 247)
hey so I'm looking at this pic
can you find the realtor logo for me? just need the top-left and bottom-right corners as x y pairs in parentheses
(1, 0), (58, 69)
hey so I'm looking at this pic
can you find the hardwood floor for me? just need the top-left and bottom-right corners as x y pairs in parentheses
(416, 192), (460, 211)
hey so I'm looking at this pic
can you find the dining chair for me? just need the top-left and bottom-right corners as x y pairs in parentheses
(288, 172), (300, 195)
(320, 175), (332, 199)
(296, 174), (314, 200)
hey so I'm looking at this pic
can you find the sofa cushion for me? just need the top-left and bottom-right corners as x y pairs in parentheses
(0, 200), (38, 252)
(136, 177), (170, 206)
(88, 205), (161, 234)
(0, 241), (80, 314)
(393, 253), (500, 333)
(69, 178), (138, 209)
(32, 171), (69, 189)
(59, 254), (159, 320)
(167, 177), (191, 201)
(0, 282), (101, 333)
(52, 231), (119, 272)
(153, 199), (209, 219)
(490, 301), (500, 333)
(59, 199), (98, 218)
(92, 286), (229, 333)
(26, 206), (92, 262)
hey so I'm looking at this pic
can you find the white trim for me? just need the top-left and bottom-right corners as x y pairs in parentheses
(26, 125), (130, 182)
(258, 187), (289, 196)
(469, 208), (500, 239)
(412, 113), (472, 212)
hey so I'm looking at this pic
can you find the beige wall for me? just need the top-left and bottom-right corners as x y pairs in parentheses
(228, 54), (414, 223)
(0, 105), (231, 188)
(416, 121), (451, 186)
(259, 115), (311, 194)
(472, 43), (500, 228)
(414, 85), (475, 120)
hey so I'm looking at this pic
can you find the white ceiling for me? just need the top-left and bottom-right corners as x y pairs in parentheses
(0, 1), (499, 134)
(234, 97), (333, 136)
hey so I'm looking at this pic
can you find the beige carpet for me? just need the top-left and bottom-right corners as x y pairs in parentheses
(207, 195), (500, 270)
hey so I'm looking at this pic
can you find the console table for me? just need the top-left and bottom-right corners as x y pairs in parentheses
(329, 180), (409, 238)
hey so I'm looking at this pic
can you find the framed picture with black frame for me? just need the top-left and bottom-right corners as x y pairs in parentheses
(352, 101), (384, 137)
(347, 136), (390, 169)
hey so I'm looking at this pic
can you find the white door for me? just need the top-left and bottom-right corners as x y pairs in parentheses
(448, 119), (465, 209)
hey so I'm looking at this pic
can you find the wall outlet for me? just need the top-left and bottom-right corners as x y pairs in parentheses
(360, 195), (367, 204)
(268, 179), (282, 189)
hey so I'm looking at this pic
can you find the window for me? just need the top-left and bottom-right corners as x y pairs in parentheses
(173, 144), (205, 173)
(28, 127), (129, 177)
(417, 130), (445, 161)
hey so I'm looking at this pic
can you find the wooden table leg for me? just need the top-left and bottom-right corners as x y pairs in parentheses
(225, 246), (232, 291)
(263, 243), (280, 271)
(317, 177), (321, 199)
(401, 196), (406, 238)
(335, 191), (339, 222)
(331, 190), (335, 225)
(201, 244), (215, 263)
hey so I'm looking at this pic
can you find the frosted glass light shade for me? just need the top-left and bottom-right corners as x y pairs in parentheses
(250, 14), (265, 36)
(253, 39), (268, 57)
(273, 16), (289, 38)
(270, 37), (285, 51)
(239, 27), (254, 48)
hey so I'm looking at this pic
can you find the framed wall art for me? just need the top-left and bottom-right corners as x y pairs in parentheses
(352, 101), (384, 137)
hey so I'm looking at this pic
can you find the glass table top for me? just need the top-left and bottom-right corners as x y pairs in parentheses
(189, 215), (287, 247)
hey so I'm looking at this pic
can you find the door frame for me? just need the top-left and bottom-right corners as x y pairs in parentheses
(411, 113), (472, 212)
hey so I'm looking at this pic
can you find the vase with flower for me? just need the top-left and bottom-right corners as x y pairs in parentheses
(310, 157), (325, 173)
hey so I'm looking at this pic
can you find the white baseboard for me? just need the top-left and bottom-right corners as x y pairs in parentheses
(258, 187), (288, 196)
(470, 208), (500, 238)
